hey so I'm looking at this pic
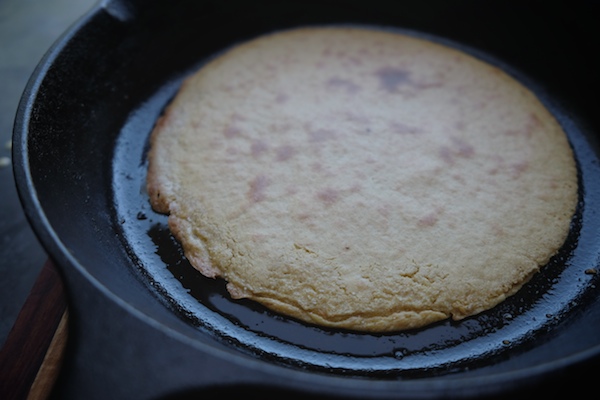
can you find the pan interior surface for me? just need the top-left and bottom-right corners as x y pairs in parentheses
(112, 26), (600, 377)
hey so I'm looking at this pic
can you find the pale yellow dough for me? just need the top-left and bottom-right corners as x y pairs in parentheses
(147, 27), (578, 332)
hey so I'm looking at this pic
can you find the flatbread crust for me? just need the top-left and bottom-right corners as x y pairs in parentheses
(147, 27), (578, 332)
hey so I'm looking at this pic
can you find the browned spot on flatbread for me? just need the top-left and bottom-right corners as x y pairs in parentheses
(454, 120), (467, 131)
(439, 137), (475, 164)
(377, 204), (392, 218)
(375, 67), (412, 92)
(275, 93), (289, 104)
(316, 187), (340, 205)
(390, 121), (423, 135)
(251, 140), (269, 158)
(308, 128), (336, 142)
(510, 160), (530, 178)
(418, 207), (444, 227)
(311, 162), (324, 172)
(505, 112), (542, 138)
(223, 124), (241, 138)
(345, 111), (371, 125)
(248, 174), (270, 202)
(452, 137), (475, 157)
(487, 156), (529, 179)
(327, 76), (361, 94)
(276, 145), (295, 161)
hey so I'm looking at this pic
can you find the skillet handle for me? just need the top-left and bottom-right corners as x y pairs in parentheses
(0, 260), (68, 400)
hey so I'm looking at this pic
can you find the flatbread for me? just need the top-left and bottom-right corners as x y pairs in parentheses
(146, 27), (578, 332)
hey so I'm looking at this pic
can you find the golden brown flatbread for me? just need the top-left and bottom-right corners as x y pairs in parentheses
(146, 27), (578, 332)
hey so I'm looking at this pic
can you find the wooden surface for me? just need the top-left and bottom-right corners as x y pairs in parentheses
(0, 260), (68, 400)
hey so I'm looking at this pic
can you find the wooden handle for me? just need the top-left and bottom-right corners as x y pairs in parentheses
(0, 260), (69, 400)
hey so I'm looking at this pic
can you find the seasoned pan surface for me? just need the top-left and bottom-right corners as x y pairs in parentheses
(13, 0), (600, 397)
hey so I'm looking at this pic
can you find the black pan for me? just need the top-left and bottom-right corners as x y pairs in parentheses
(13, 0), (600, 398)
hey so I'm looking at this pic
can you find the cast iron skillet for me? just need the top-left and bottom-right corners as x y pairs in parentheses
(13, 0), (600, 398)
